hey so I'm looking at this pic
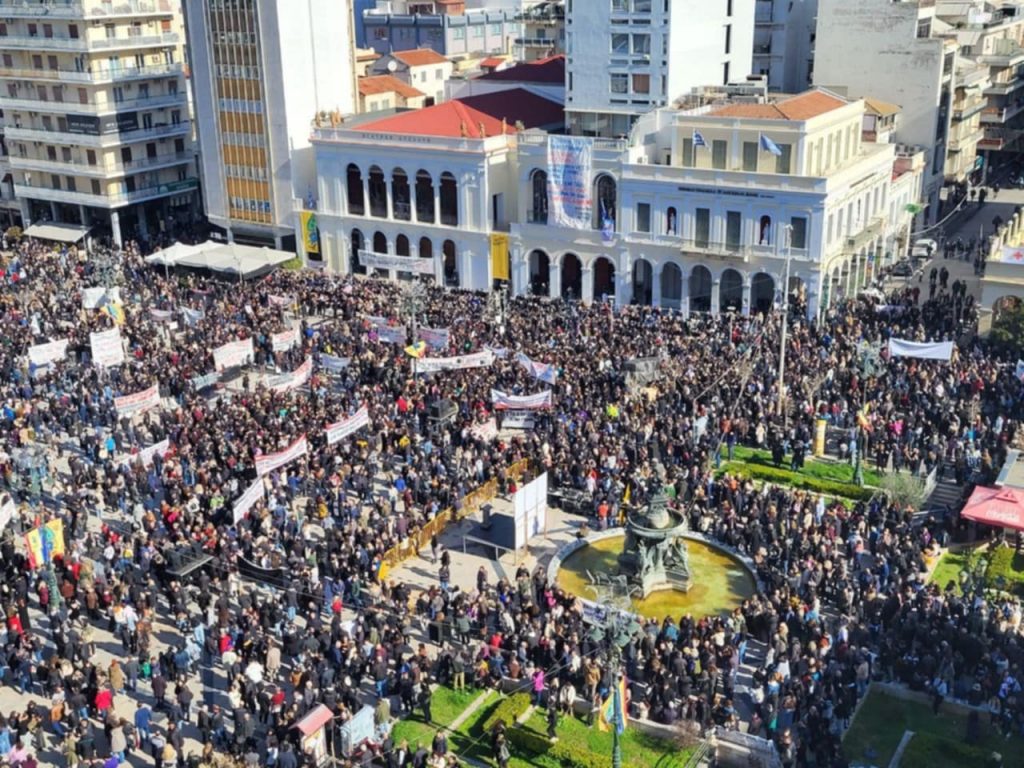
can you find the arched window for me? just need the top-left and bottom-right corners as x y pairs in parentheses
(720, 268), (743, 313)
(530, 169), (548, 224)
(689, 265), (712, 313)
(440, 172), (458, 226)
(443, 239), (458, 286)
(372, 231), (387, 254)
(666, 206), (678, 235)
(350, 229), (365, 275)
(419, 237), (433, 262)
(346, 164), (364, 216)
(396, 234), (410, 256)
(561, 253), (582, 300)
(392, 169), (411, 221)
(660, 263), (682, 310)
(529, 250), (550, 296)
(368, 165), (387, 218)
(415, 170), (434, 223)
(593, 174), (617, 231)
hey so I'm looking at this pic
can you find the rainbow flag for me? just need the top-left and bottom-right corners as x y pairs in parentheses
(25, 519), (65, 569)
(597, 676), (628, 734)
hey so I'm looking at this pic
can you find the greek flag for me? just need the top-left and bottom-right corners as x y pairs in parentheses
(692, 130), (708, 149)
(759, 133), (783, 156)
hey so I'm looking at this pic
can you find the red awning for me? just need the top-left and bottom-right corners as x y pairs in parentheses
(961, 486), (1024, 531)
(294, 704), (333, 735)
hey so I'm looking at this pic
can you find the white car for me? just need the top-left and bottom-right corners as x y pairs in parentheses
(914, 238), (939, 253)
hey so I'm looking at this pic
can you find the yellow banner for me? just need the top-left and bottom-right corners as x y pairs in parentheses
(300, 211), (319, 255)
(490, 233), (509, 281)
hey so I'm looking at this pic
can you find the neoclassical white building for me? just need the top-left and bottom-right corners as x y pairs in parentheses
(303, 85), (926, 320)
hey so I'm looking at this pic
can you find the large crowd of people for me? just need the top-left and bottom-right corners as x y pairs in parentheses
(0, 234), (1018, 768)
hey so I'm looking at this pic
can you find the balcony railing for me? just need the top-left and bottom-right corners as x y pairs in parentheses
(9, 150), (190, 176)
(0, 91), (186, 114)
(0, 3), (83, 17)
(0, 62), (182, 83)
(84, 0), (176, 18)
(14, 176), (195, 207)
(5, 119), (189, 146)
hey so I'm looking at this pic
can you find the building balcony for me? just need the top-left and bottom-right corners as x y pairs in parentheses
(985, 77), (1024, 96)
(0, 62), (182, 84)
(515, 37), (556, 47)
(5, 119), (189, 147)
(14, 176), (196, 208)
(0, 31), (179, 51)
(9, 149), (191, 177)
(952, 97), (987, 121)
(0, 91), (186, 115)
(0, 2), (82, 17)
(981, 101), (1024, 124)
(948, 127), (985, 152)
(843, 217), (886, 254)
(0, 0), (177, 19)
(981, 40), (1024, 68)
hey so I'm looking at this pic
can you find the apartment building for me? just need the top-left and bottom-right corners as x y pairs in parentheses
(564, 0), (755, 138)
(0, 0), (198, 246)
(364, 1), (517, 58)
(184, 0), (357, 248)
(370, 48), (453, 105)
(751, 0), (816, 93)
(515, 0), (563, 62)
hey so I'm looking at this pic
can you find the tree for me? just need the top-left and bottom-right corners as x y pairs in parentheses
(879, 472), (928, 511)
(990, 300), (1024, 354)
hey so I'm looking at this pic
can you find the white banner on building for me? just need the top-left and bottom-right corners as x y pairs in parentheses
(491, 389), (553, 410)
(419, 327), (450, 350)
(547, 136), (593, 229)
(213, 338), (255, 371)
(358, 250), (435, 275)
(118, 438), (171, 468)
(82, 286), (121, 310)
(28, 339), (69, 367)
(255, 435), (308, 477)
(417, 350), (495, 373)
(114, 384), (161, 416)
(325, 405), (370, 445)
(887, 338), (954, 362)
(233, 477), (266, 524)
(271, 328), (299, 352)
(90, 328), (125, 367)
(265, 358), (312, 393)
(319, 354), (350, 373)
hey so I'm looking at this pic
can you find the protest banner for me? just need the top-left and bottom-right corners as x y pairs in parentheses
(325, 405), (370, 445)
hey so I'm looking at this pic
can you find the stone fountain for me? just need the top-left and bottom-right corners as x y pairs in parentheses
(617, 472), (692, 598)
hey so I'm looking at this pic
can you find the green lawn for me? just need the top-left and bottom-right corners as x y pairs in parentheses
(716, 446), (878, 502)
(928, 545), (1024, 598)
(843, 690), (1024, 768)
(390, 687), (496, 753)
(729, 446), (882, 486)
(929, 549), (972, 593)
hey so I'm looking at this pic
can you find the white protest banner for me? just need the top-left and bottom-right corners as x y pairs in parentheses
(325, 405), (370, 445)
(28, 339), (69, 367)
(417, 349), (495, 373)
(470, 419), (498, 442)
(485, 345), (509, 359)
(268, 294), (293, 307)
(81, 286), (121, 310)
(271, 328), (299, 352)
(118, 438), (170, 468)
(419, 327), (450, 350)
(213, 338), (254, 371)
(265, 358), (312, 393)
(887, 338), (954, 362)
(547, 136), (593, 229)
(502, 410), (536, 430)
(516, 352), (559, 385)
(191, 371), (221, 390)
(364, 315), (390, 328)
(0, 493), (15, 533)
(320, 354), (350, 373)
(358, 250), (435, 275)
(491, 389), (553, 411)
(233, 477), (265, 524)
(255, 435), (308, 477)
(181, 307), (205, 327)
(149, 308), (174, 322)
(374, 326), (406, 344)
(90, 328), (125, 367)
(114, 384), (161, 417)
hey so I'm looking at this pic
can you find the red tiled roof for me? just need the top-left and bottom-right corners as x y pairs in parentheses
(358, 75), (424, 99)
(477, 54), (564, 84)
(481, 57), (505, 68)
(708, 90), (848, 121)
(357, 88), (563, 138)
(392, 48), (450, 67)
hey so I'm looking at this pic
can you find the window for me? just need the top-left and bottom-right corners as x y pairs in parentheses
(611, 33), (629, 53)
(712, 139), (727, 169)
(632, 34), (650, 54)
(610, 73), (628, 94)
(65, 176), (75, 192)
(31, 54), (42, 70)
(725, 24), (731, 54)
(681, 137), (693, 167)
(27, 23), (37, 37)
(695, 208), (710, 248)
(775, 144), (792, 174)
(50, 174), (61, 190)
(726, 211), (742, 250)
(632, 74), (650, 94)
(612, 0), (628, 10)
(666, 206), (677, 235)
(453, 27), (465, 40)
(790, 217), (807, 249)
(47, 56), (58, 71)
(723, 61), (730, 85)
(636, 202), (651, 232)
(435, 68), (443, 80)
(742, 141), (758, 171)
(916, 19), (931, 39)
(42, 24), (53, 38)
(91, 179), (101, 195)
(472, 24), (483, 37)
(633, 0), (651, 11)
(490, 23), (501, 34)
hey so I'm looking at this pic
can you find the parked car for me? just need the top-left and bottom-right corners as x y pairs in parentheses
(914, 238), (939, 253)
(891, 261), (914, 277)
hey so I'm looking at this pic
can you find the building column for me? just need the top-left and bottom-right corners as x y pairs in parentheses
(49, 201), (59, 222)
(111, 210), (123, 250)
(510, 246), (524, 296)
(742, 279), (751, 316)
(652, 264), (663, 308)
(226, 227), (235, 244)
(136, 206), (149, 240)
(434, 249), (444, 288)
(581, 266), (594, 305)
(274, 234), (283, 250)
(19, 199), (31, 228)
(78, 205), (88, 227)
(711, 279), (721, 315)
(458, 249), (473, 290)
(433, 186), (441, 226)
(548, 260), (560, 299)
(362, 176), (370, 219)
(682, 292), (690, 319)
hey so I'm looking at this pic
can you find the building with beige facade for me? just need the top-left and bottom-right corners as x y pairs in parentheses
(0, 0), (198, 246)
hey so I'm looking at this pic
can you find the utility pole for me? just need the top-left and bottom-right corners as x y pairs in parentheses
(402, 282), (427, 377)
(776, 224), (794, 420)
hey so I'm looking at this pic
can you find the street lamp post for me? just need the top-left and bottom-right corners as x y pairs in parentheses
(776, 224), (794, 420)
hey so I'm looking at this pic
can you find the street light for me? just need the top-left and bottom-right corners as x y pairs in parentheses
(776, 224), (794, 420)
(402, 281), (428, 377)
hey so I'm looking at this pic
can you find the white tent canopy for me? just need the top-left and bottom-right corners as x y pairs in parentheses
(145, 241), (294, 277)
(23, 223), (91, 243)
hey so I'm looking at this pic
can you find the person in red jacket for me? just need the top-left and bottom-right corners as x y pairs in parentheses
(94, 685), (113, 718)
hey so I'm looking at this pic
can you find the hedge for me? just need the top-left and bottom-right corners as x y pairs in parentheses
(724, 462), (875, 501)
(899, 731), (1000, 768)
(507, 725), (612, 768)
(481, 693), (532, 734)
(984, 545), (1024, 595)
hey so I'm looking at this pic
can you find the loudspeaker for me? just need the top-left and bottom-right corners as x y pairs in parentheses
(429, 399), (457, 421)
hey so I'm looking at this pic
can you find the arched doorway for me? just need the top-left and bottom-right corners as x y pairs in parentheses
(350, 229), (365, 275)
(660, 263), (682, 310)
(392, 168), (411, 221)
(529, 250), (550, 296)
(415, 170), (434, 223)
(632, 259), (653, 305)
(443, 240), (458, 286)
(530, 170), (548, 224)
(720, 269), (743, 313)
(346, 164), (364, 216)
(561, 253), (582, 299)
(751, 272), (775, 315)
(594, 257), (615, 302)
(419, 237), (434, 283)
(689, 265), (712, 313)
(368, 166), (387, 218)
(395, 234), (411, 282)
(440, 172), (458, 226)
